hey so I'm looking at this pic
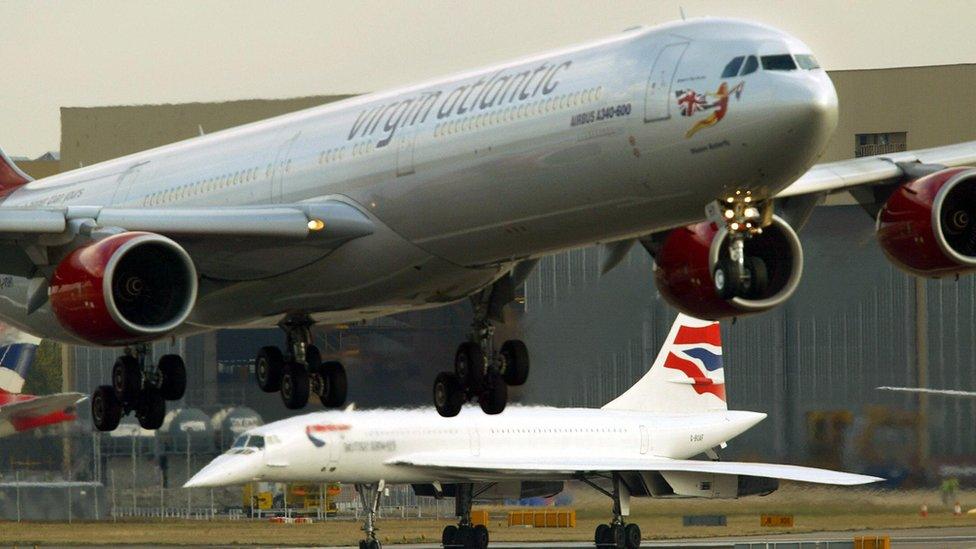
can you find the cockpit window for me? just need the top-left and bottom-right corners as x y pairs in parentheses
(741, 56), (759, 76)
(795, 54), (821, 70)
(761, 55), (797, 71)
(246, 435), (265, 449)
(232, 435), (247, 448)
(721, 57), (744, 78)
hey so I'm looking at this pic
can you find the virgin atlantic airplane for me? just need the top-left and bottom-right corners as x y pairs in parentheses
(0, 17), (973, 431)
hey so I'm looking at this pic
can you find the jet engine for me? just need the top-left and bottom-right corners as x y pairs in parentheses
(49, 232), (198, 346)
(877, 167), (976, 277)
(653, 215), (803, 320)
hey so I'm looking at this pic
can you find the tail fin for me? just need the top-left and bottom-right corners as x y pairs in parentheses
(0, 343), (38, 394)
(602, 313), (726, 413)
(0, 146), (32, 197)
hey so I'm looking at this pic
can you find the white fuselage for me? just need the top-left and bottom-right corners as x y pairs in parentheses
(0, 18), (837, 343)
(191, 406), (765, 485)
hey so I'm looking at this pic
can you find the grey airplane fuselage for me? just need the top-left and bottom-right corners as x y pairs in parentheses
(0, 18), (837, 343)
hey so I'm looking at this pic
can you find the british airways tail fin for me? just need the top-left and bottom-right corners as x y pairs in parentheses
(0, 343), (38, 394)
(602, 314), (726, 413)
(0, 146), (32, 197)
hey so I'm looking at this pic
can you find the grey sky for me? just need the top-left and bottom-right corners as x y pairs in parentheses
(2, 0), (974, 157)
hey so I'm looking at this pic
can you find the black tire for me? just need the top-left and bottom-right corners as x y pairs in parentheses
(612, 524), (626, 549)
(366, 540), (381, 549)
(712, 258), (742, 300)
(442, 525), (458, 546)
(281, 362), (310, 409)
(455, 526), (473, 548)
(455, 341), (485, 390)
(112, 355), (141, 402)
(595, 523), (612, 546)
(91, 385), (122, 432)
(320, 361), (347, 407)
(500, 339), (529, 386)
(479, 375), (507, 415)
(473, 524), (489, 549)
(359, 541), (366, 549)
(136, 389), (166, 430)
(624, 523), (641, 549)
(255, 346), (284, 393)
(158, 354), (186, 401)
(742, 256), (769, 299)
(434, 372), (464, 418)
(305, 344), (323, 370)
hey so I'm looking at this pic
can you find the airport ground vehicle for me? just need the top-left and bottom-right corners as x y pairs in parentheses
(0, 17), (973, 428)
(186, 315), (880, 549)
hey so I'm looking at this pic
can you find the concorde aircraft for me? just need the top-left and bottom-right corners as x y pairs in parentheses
(185, 314), (881, 549)
(0, 17), (975, 431)
(0, 339), (86, 437)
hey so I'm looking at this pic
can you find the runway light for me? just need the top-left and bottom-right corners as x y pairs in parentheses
(307, 219), (325, 231)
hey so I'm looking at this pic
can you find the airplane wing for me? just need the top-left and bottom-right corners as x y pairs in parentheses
(877, 386), (976, 398)
(0, 392), (86, 436)
(776, 140), (976, 199)
(387, 454), (882, 486)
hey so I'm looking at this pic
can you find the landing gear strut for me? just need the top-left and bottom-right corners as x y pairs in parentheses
(710, 191), (771, 300)
(442, 483), (489, 549)
(581, 473), (641, 549)
(433, 291), (530, 418)
(254, 314), (347, 410)
(356, 481), (385, 549)
(91, 344), (186, 432)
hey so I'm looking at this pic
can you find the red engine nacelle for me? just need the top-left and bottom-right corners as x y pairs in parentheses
(49, 232), (198, 346)
(654, 216), (804, 320)
(877, 167), (976, 277)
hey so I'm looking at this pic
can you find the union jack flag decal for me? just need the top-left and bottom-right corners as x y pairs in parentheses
(676, 89), (706, 117)
(664, 323), (726, 401)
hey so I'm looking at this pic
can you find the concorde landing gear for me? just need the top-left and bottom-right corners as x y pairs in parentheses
(254, 315), (347, 410)
(356, 481), (385, 549)
(710, 191), (772, 301)
(90, 345), (186, 432)
(432, 305), (530, 418)
(580, 473), (641, 549)
(442, 483), (489, 549)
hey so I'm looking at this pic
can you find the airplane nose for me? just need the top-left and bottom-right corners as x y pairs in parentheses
(184, 453), (260, 488)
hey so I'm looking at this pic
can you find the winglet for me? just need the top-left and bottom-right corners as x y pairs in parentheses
(0, 146), (32, 196)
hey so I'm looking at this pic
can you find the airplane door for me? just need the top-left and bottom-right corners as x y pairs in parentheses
(395, 125), (417, 176)
(111, 161), (150, 205)
(643, 42), (689, 122)
(271, 131), (301, 203)
(639, 425), (649, 454)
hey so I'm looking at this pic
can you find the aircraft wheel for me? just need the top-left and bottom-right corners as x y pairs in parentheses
(136, 388), (166, 430)
(255, 346), (284, 392)
(318, 361), (347, 408)
(712, 258), (742, 300)
(479, 374), (507, 415)
(281, 362), (310, 409)
(611, 524), (626, 549)
(158, 354), (186, 400)
(455, 342), (485, 391)
(441, 525), (458, 546)
(366, 540), (381, 549)
(434, 372), (464, 417)
(91, 385), (122, 432)
(742, 256), (769, 299)
(454, 525), (473, 548)
(594, 523), (612, 547)
(500, 339), (529, 386)
(112, 355), (141, 402)
(473, 524), (489, 549)
(624, 523), (641, 549)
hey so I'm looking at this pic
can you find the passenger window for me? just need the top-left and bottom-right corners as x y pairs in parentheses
(721, 56), (744, 78)
(741, 56), (759, 75)
(795, 54), (821, 70)
(761, 54), (797, 71)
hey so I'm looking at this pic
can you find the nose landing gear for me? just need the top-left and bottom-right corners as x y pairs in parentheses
(581, 473), (641, 549)
(442, 483), (489, 549)
(254, 315), (347, 411)
(91, 344), (186, 432)
(709, 191), (773, 300)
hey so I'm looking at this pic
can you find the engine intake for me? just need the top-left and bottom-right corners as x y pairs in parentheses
(50, 232), (198, 346)
(654, 215), (803, 320)
(877, 167), (976, 277)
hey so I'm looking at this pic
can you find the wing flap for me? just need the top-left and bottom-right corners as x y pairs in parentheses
(388, 453), (881, 486)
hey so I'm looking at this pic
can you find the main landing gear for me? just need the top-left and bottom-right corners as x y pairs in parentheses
(442, 483), (489, 549)
(356, 481), (385, 549)
(254, 315), (347, 410)
(91, 345), (186, 432)
(432, 298), (530, 417)
(580, 473), (641, 549)
(710, 191), (772, 301)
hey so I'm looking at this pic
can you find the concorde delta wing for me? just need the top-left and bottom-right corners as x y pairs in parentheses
(0, 201), (375, 281)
